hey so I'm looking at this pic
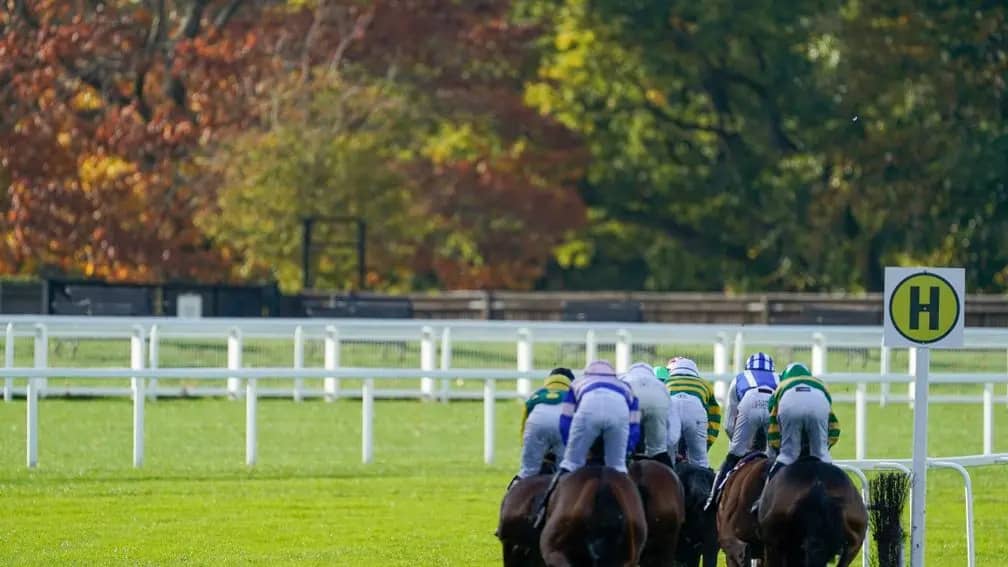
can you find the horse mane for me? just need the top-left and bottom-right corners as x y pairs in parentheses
(790, 460), (847, 566)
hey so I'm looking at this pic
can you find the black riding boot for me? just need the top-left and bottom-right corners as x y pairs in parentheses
(532, 467), (569, 529)
(704, 453), (741, 511)
(652, 452), (674, 468)
(750, 460), (783, 514)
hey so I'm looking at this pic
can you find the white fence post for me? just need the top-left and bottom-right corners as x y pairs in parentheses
(879, 345), (890, 407)
(246, 371), (257, 466)
(983, 382), (994, 455)
(713, 332), (729, 402)
(323, 325), (340, 402)
(517, 328), (533, 397)
(585, 329), (598, 367)
(732, 330), (745, 373)
(147, 324), (159, 401)
(615, 330), (631, 373)
(420, 326), (436, 399)
(27, 324), (46, 468)
(484, 378), (496, 464)
(227, 328), (243, 399)
(439, 327), (452, 403)
(855, 381), (867, 460)
(293, 325), (305, 402)
(4, 322), (13, 402)
(811, 332), (827, 376)
(362, 378), (374, 463)
(130, 325), (145, 468)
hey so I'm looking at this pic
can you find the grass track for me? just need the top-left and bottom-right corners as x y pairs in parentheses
(1, 396), (1008, 565)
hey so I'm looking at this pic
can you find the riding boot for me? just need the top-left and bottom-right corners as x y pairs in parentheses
(704, 453), (740, 511)
(532, 468), (569, 529)
(506, 475), (521, 492)
(652, 451), (674, 468)
(750, 461), (783, 515)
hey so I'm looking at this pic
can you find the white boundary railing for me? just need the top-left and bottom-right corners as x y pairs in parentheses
(5, 317), (1008, 460)
(2, 316), (1005, 566)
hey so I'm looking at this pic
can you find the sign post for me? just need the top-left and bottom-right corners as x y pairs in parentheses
(883, 267), (965, 566)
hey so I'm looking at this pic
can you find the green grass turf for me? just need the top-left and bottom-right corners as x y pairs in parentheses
(1, 397), (1008, 565)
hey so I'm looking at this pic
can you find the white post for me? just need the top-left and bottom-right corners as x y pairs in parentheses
(245, 373), (257, 466)
(420, 326), (435, 399)
(27, 324), (45, 468)
(323, 325), (340, 401)
(293, 325), (305, 402)
(484, 378), (496, 464)
(615, 329), (631, 373)
(4, 322), (13, 402)
(855, 382), (867, 460)
(811, 332), (827, 376)
(362, 378), (374, 463)
(130, 326), (145, 468)
(439, 327), (452, 403)
(908, 346), (917, 409)
(713, 332), (729, 402)
(909, 347), (930, 567)
(517, 328), (533, 397)
(227, 328), (243, 399)
(147, 324), (159, 401)
(983, 382), (994, 455)
(585, 329), (598, 367)
(732, 330), (745, 373)
(879, 345), (891, 407)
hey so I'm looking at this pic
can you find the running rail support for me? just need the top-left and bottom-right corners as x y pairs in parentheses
(931, 461), (975, 567)
(835, 463), (871, 567)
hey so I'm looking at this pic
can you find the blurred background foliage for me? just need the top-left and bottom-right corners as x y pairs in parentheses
(1, 0), (1005, 292)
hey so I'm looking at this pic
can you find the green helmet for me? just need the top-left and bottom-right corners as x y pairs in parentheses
(780, 362), (812, 381)
(654, 366), (670, 382)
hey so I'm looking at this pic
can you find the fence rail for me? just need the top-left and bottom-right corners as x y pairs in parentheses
(4, 315), (1008, 466)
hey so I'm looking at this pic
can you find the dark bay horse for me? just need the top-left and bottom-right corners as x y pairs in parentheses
(497, 474), (551, 567)
(628, 459), (685, 567)
(674, 461), (719, 567)
(757, 457), (867, 567)
(716, 453), (769, 567)
(539, 466), (647, 567)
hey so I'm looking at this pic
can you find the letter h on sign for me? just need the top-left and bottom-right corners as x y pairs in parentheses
(909, 286), (940, 331)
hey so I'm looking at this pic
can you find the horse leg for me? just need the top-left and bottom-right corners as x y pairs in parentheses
(718, 534), (747, 567)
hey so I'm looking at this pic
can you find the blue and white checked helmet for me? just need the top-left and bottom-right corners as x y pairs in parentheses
(745, 352), (775, 372)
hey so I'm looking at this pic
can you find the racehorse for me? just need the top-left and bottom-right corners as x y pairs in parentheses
(627, 459), (685, 567)
(716, 453), (769, 566)
(674, 460), (719, 567)
(497, 474), (550, 567)
(539, 465), (647, 567)
(757, 456), (867, 567)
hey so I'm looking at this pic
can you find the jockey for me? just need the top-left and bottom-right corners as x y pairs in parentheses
(620, 362), (673, 467)
(705, 352), (778, 510)
(665, 357), (720, 467)
(766, 362), (840, 479)
(507, 367), (575, 490)
(532, 360), (641, 528)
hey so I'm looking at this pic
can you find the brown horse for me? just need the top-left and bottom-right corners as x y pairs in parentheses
(497, 474), (551, 567)
(716, 454), (769, 567)
(628, 459), (686, 567)
(539, 466), (647, 567)
(757, 457), (867, 567)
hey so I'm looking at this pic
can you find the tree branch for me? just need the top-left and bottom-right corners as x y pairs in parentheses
(214, 0), (244, 30)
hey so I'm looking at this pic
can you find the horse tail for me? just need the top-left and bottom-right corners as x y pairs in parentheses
(795, 480), (846, 567)
(586, 472), (628, 566)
